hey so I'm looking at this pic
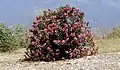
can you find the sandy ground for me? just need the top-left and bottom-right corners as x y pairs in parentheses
(0, 49), (120, 70)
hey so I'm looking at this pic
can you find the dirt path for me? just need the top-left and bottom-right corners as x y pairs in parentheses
(0, 49), (120, 70)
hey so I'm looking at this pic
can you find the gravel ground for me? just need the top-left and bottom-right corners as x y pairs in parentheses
(0, 49), (120, 70)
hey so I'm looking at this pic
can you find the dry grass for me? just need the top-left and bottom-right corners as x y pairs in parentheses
(96, 38), (120, 54)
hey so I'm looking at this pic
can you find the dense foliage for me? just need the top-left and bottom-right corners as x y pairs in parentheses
(25, 5), (97, 61)
(0, 23), (27, 52)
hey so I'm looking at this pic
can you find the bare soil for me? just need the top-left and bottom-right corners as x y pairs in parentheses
(0, 48), (120, 70)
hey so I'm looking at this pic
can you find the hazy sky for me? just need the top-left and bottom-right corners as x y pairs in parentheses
(0, 0), (120, 29)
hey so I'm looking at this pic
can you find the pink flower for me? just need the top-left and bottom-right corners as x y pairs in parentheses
(46, 18), (51, 21)
(66, 33), (69, 38)
(64, 23), (68, 28)
(47, 27), (52, 32)
(72, 13), (74, 16)
(56, 25), (58, 28)
(53, 16), (56, 18)
(81, 48), (85, 51)
(76, 8), (79, 12)
(31, 50), (35, 54)
(36, 39), (40, 42)
(35, 53), (39, 57)
(73, 48), (77, 52)
(66, 38), (69, 42)
(36, 19), (42, 23)
(53, 40), (57, 43)
(39, 34), (42, 37)
(58, 40), (61, 43)
(32, 41), (36, 45)
(48, 24), (51, 27)
(79, 39), (82, 43)
(52, 27), (57, 31)
(70, 28), (73, 32)
(74, 37), (77, 41)
(75, 22), (78, 24)
(57, 20), (60, 23)
(55, 53), (59, 56)
(78, 34), (82, 38)
(47, 47), (51, 50)
(62, 28), (65, 32)
(82, 33), (85, 37)
(65, 29), (68, 33)
(70, 33), (75, 37)
(57, 22), (60, 25)
(42, 43), (47, 47)
(29, 28), (35, 32)
(51, 16), (56, 19)
(62, 40), (66, 43)
(51, 23), (55, 27)
(69, 53), (73, 58)
(56, 49), (59, 52)
(65, 51), (69, 54)
(64, 13), (67, 16)
(53, 40), (61, 44)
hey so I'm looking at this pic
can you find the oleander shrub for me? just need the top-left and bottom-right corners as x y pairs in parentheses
(25, 5), (97, 61)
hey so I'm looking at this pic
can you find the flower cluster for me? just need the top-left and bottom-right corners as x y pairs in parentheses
(25, 5), (98, 61)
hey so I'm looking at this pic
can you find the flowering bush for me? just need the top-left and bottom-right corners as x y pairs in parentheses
(25, 5), (98, 61)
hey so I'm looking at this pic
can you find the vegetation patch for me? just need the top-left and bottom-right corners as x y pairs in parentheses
(0, 23), (27, 52)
